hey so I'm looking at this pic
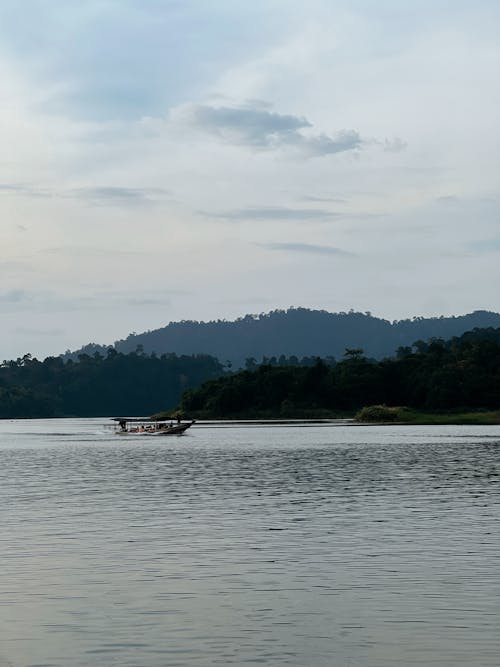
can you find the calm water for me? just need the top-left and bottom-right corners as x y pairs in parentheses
(0, 419), (499, 667)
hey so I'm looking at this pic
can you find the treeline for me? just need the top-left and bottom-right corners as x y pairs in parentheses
(0, 350), (224, 418)
(181, 328), (500, 418)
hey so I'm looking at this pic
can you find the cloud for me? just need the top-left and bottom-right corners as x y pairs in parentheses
(40, 245), (148, 257)
(0, 287), (186, 313)
(436, 195), (461, 205)
(383, 137), (407, 153)
(0, 289), (32, 304)
(301, 195), (348, 204)
(261, 242), (354, 256)
(79, 289), (189, 309)
(172, 102), (363, 157)
(0, 183), (170, 206)
(298, 130), (363, 157)
(0, 260), (36, 272)
(175, 103), (310, 145)
(0, 183), (52, 198)
(468, 238), (500, 254)
(69, 186), (170, 206)
(0, 183), (29, 194)
(211, 206), (338, 221)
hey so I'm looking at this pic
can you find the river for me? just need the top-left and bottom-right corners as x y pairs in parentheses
(0, 419), (499, 666)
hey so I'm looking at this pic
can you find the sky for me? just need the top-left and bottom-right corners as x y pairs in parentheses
(1, 0), (499, 360)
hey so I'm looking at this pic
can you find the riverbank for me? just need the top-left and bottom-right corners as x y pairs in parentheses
(155, 406), (500, 426)
(355, 405), (500, 425)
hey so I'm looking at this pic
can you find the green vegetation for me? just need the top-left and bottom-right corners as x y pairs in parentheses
(405, 410), (500, 425)
(180, 329), (500, 419)
(0, 350), (223, 418)
(356, 405), (401, 422)
(355, 405), (500, 425)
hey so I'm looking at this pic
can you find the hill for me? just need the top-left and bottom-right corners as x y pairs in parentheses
(65, 308), (500, 367)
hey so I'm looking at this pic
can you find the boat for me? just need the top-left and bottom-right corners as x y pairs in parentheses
(112, 417), (195, 436)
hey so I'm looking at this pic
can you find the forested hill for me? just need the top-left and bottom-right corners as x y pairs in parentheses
(67, 308), (500, 367)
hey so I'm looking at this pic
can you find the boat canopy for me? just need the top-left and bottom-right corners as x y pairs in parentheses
(112, 417), (170, 422)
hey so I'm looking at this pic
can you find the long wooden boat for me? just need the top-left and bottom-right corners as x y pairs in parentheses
(112, 417), (195, 436)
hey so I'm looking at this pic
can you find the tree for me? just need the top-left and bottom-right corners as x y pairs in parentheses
(343, 348), (365, 361)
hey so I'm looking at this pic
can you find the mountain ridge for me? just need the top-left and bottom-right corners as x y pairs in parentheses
(62, 307), (500, 367)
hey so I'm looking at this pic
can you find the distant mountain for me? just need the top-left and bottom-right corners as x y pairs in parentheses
(63, 308), (500, 367)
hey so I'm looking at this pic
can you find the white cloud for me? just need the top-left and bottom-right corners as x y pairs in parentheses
(211, 206), (338, 221)
(261, 242), (355, 257)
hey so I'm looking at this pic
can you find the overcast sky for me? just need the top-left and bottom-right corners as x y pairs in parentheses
(1, 0), (499, 360)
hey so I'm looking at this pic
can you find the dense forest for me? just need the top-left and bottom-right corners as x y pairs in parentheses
(180, 328), (500, 418)
(0, 350), (223, 418)
(64, 308), (500, 368)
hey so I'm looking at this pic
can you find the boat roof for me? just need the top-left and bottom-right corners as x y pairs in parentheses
(112, 417), (171, 422)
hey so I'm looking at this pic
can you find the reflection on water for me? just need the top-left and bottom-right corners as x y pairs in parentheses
(0, 420), (499, 666)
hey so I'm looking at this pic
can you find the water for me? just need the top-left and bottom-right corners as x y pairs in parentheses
(0, 419), (499, 667)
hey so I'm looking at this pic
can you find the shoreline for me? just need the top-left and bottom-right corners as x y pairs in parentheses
(1, 412), (500, 426)
(192, 413), (500, 427)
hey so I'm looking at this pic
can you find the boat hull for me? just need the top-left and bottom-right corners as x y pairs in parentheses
(116, 421), (195, 436)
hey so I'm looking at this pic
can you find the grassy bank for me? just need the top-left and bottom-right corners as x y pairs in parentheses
(355, 405), (500, 425)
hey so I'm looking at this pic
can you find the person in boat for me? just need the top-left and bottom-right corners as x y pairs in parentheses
(119, 419), (127, 432)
